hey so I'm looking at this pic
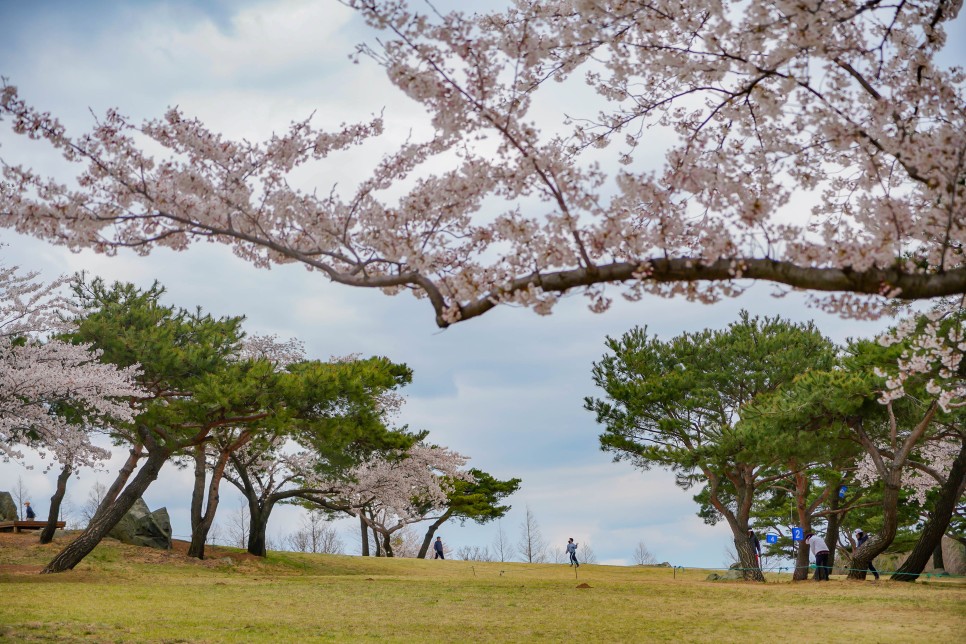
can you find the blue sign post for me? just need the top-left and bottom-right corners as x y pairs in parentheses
(792, 527), (804, 542)
(766, 534), (778, 545)
(838, 485), (848, 499)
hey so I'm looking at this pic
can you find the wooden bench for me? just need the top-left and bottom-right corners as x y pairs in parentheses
(0, 520), (66, 533)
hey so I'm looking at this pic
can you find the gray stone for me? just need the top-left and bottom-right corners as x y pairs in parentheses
(108, 497), (172, 550)
(0, 492), (17, 521)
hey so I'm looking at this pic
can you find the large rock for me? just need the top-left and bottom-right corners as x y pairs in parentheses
(0, 492), (17, 521)
(706, 569), (745, 581)
(108, 497), (172, 550)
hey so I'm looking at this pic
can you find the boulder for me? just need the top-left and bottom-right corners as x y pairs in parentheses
(0, 492), (17, 521)
(108, 497), (172, 550)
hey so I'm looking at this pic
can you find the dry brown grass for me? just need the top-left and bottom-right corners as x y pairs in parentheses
(1, 532), (963, 642)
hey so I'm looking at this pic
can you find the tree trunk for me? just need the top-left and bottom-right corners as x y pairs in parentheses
(704, 465), (764, 581)
(417, 510), (452, 559)
(41, 449), (170, 574)
(793, 540), (811, 581)
(382, 531), (394, 557)
(247, 501), (273, 557)
(890, 440), (966, 582)
(89, 445), (142, 525)
(824, 482), (843, 571)
(848, 474), (901, 580)
(732, 531), (764, 581)
(188, 445), (207, 559)
(360, 515), (370, 557)
(932, 541), (945, 571)
(39, 463), (72, 544)
(187, 446), (231, 559)
(792, 468), (812, 581)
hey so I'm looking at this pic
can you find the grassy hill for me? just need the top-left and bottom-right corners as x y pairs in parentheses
(1, 531), (964, 642)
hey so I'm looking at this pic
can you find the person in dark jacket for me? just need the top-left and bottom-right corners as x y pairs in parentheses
(433, 536), (445, 560)
(748, 529), (761, 564)
(566, 538), (579, 567)
(854, 530), (880, 580)
(24, 501), (36, 520)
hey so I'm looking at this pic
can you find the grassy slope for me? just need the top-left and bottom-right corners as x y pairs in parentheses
(0, 533), (964, 642)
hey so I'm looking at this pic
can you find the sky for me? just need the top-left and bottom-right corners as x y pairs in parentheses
(0, 0), (961, 567)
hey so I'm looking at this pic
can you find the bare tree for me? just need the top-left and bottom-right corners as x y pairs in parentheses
(12, 476), (28, 521)
(226, 500), (250, 549)
(206, 521), (223, 547)
(80, 482), (108, 526)
(492, 521), (511, 563)
(581, 541), (599, 565)
(634, 540), (657, 566)
(388, 526), (424, 558)
(456, 545), (492, 562)
(58, 495), (75, 530)
(287, 509), (345, 554)
(516, 506), (548, 563)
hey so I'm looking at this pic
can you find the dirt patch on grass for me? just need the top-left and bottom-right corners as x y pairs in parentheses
(576, 582), (592, 589)
(0, 564), (44, 574)
(0, 530), (262, 570)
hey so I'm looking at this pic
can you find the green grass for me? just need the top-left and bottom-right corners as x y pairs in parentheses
(1, 535), (964, 642)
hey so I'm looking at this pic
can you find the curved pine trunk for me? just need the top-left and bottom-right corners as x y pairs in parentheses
(848, 475), (901, 580)
(891, 440), (966, 582)
(39, 464), (72, 544)
(41, 449), (169, 574)
(417, 510), (452, 559)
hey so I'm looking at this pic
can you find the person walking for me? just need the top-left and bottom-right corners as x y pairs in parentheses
(805, 532), (831, 581)
(433, 536), (445, 560)
(24, 501), (36, 520)
(854, 530), (880, 580)
(566, 538), (579, 567)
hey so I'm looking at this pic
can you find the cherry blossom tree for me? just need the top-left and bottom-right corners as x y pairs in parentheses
(1, 1), (963, 329)
(309, 442), (473, 557)
(0, 261), (143, 543)
(0, 262), (141, 467)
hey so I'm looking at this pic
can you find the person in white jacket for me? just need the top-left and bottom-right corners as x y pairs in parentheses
(805, 532), (831, 581)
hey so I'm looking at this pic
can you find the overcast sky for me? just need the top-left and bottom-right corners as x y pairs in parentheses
(1, 0), (960, 567)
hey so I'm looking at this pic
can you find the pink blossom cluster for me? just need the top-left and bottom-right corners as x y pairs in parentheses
(0, 260), (143, 468)
(0, 1), (962, 328)
(876, 302), (965, 412)
(855, 438), (958, 505)
(318, 442), (473, 532)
